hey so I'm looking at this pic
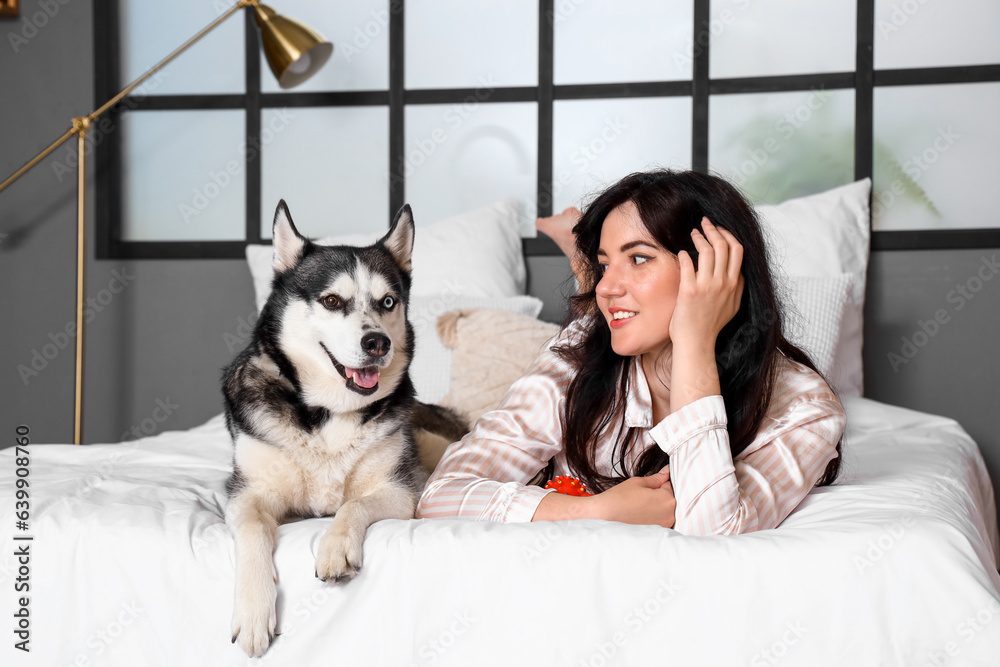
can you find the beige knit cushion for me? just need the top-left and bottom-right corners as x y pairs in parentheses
(436, 308), (560, 427)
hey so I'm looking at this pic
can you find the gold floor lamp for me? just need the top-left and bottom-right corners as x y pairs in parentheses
(0, 0), (332, 444)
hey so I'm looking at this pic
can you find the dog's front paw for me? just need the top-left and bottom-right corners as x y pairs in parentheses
(231, 578), (277, 657)
(315, 524), (364, 583)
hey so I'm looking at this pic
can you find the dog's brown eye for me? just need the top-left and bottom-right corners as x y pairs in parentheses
(322, 295), (340, 309)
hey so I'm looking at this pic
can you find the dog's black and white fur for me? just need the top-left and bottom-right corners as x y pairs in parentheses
(222, 201), (462, 657)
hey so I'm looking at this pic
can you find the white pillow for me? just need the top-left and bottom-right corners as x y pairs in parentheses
(781, 274), (852, 380)
(756, 179), (871, 397)
(408, 295), (544, 403)
(245, 198), (527, 314)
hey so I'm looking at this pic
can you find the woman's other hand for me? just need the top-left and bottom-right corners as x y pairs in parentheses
(668, 217), (744, 348)
(591, 466), (676, 527)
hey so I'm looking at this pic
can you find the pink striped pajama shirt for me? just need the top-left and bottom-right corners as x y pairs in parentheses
(417, 323), (846, 535)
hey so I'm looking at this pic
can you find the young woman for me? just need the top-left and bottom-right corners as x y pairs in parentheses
(416, 169), (846, 535)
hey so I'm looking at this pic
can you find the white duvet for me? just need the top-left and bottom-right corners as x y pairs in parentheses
(2, 396), (999, 667)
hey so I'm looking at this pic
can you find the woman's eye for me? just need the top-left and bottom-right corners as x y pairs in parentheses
(322, 295), (340, 309)
(382, 295), (395, 309)
(598, 263), (608, 274)
(632, 255), (650, 266)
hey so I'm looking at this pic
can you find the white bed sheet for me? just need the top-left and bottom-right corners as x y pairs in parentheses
(2, 396), (998, 667)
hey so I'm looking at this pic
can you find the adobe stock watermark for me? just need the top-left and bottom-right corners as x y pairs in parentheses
(61, 600), (144, 666)
(576, 577), (682, 667)
(674, 0), (755, 74)
(224, 310), (260, 354)
(527, 115), (628, 222)
(878, 0), (935, 40)
(120, 397), (180, 441)
(7, 0), (74, 54)
(339, 5), (395, 63)
(58, 448), (127, 512)
(17, 268), (136, 386)
(51, 71), (170, 183)
(53, 397), (179, 512)
(178, 108), (295, 224)
(853, 514), (916, 574)
(730, 87), (831, 188)
(407, 278), (468, 337)
(252, 585), (337, 663)
(888, 254), (998, 373)
(385, 75), (499, 187)
(924, 597), (1000, 666)
(750, 620), (809, 666)
(417, 610), (476, 664)
(545, 0), (591, 25)
(872, 126), (959, 219)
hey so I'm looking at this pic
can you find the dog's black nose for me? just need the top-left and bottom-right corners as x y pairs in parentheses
(361, 333), (391, 358)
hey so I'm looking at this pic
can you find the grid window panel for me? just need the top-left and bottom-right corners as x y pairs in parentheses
(709, 0), (856, 79)
(260, 0), (389, 93)
(552, 98), (692, 213)
(554, 0), (693, 84)
(406, 0), (538, 89)
(872, 82), (1000, 231)
(404, 102), (537, 233)
(260, 106), (390, 239)
(708, 89), (856, 206)
(874, 0), (1000, 70)
(119, 0), (245, 95)
(121, 110), (246, 241)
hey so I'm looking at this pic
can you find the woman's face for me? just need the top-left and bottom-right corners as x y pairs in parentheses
(595, 201), (681, 360)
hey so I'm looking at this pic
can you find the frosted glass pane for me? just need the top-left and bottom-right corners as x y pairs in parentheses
(875, 0), (1000, 69)
(404, 103), (536, 233)
(261, 107), (389, 239)
(406, 0), (537, 89)
(261, 0), (387, 93)
(120, 0), (244, 95)
(873, 83), (1000, 231)
(554, 0), (693, 84)
(122, 111), (246, 241)
(551, 98), (691, 214)
(709, 89), (855, 205)
(710, 0), (855, 78)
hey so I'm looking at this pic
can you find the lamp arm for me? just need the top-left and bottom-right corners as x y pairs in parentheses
(0, 0), (258, 194)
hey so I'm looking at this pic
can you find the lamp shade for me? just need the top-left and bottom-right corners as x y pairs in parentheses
(253, 4), (333, 89)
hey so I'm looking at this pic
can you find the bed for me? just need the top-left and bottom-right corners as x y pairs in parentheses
(3, 180), (999, 666)
(2, 394), (998, 666)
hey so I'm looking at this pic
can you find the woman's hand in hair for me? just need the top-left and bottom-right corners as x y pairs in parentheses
(668, 217), (745, 348)
(536, 207), (587, 287)
(591, 466), (676, 528)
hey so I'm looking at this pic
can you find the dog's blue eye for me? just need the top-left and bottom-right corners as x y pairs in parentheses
(382, 296), (395, 309)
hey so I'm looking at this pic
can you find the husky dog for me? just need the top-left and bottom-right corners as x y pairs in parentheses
(223, 200), (465, 657)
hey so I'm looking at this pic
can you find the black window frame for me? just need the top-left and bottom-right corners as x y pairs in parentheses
(94, 0), (1000, 260)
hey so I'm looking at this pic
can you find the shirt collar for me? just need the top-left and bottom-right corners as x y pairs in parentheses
(625, 357), (654, 429)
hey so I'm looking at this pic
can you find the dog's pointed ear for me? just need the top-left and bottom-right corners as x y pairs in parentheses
(380, 204), (415, 273)
(272, 199), (307, 273)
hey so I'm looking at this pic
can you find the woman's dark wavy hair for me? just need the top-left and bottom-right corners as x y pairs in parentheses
(550, 169), (842, 493)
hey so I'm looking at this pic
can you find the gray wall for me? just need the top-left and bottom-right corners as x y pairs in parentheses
(2, 2), (998, 524)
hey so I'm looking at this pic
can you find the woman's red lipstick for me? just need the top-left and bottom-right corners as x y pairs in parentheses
(608, 307), (637, 329)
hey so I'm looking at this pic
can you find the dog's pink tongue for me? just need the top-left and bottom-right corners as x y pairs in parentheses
(346, 366), (379, 389)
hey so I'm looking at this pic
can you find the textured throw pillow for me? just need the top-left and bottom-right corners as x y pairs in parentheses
(437, 308), (560, 426)
(757, 178), (871, 397)
(410, 296), (544, 404)
(781, 274), (852, 380)
(245, 198), (528, 314)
